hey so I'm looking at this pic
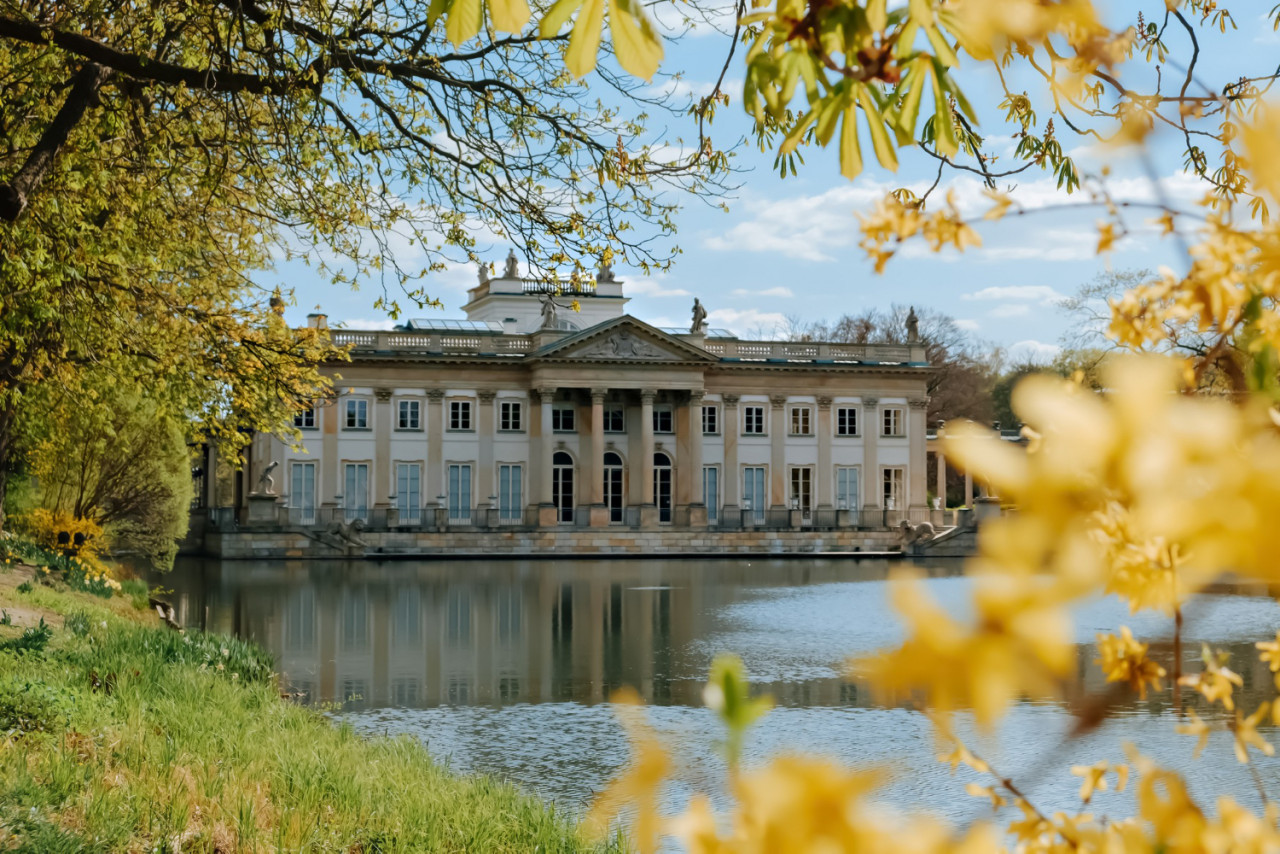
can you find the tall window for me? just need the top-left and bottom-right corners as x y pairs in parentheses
(449, 400), (473, 431)
(790, 467), (813, 515)
(344, 399), (368, 429)
(448, 464), (472, 522)
(836, 467), (860, 510)
(498, 464), (523, 522)
(789, 406), (812, 436)
(742, 466), (766, 523)
(882, 407), (904, 437)
(552, 451), (574, 523)
(703, 466), (719, 524)
(499, 401), (523, 431)
(293, 405), (316, 429)
(653, 452), (673, 523)
(396, 463), (421, 524)
(604, 407), (625, 432)
(603, 452), (624, 523)
(652, 406), (673, 434)
(882, 467), (905, 510)
(836, 407), (858, 436)
(397, 399), (421, 431)
(743, 405), (766, 435)
(290, 462), (316, 525)
(343, 463), (369, 522)
(701, 405), (719, 435)
(553, 405), (576, 432)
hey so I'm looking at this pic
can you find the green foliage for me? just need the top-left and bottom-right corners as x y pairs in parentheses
(703, 654), (772, 771)
(120, 578), (148, 611)
(0, 676), (71, 735)
(15, 581), (32, 594)
(0, 618), (52, 655)
(62, 611), (90, 638)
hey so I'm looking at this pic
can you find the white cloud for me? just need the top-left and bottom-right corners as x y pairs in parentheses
(962, 285), (1066, 303)
(954, 318), (980, 332)
(706, 307), (789, 338)
(645, 76), (742, 103)
(733, 286), (794, 298)
(1008, 339), (1062, 363)
(626, 278), (693, 298)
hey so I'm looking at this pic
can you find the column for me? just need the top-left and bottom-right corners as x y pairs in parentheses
(477, 391), (496, 521)
(322, 395), (339, 513)
(769, 394), (787, 510)
(589, 388), (609, 527)
(688, 391), (705, 504)
(722, 394), (740, 512)
(816, 396), (833, 510)
(965, 470), (974, 508)
(936, 439), (947, 509)
(908, 398), (929, 512)
(640, 389), (655, 505)
(203, 442), (219, 508)
(374, 388), (392, 511)
(862, 396), (879, 511)
(538, 388), (555, 506)
(426, 390), (445, 513)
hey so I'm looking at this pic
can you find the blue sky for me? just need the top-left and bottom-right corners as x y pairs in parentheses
(280, 5), (1278, 362)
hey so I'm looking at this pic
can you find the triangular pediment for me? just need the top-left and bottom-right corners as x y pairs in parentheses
(532, 316), (719, 363)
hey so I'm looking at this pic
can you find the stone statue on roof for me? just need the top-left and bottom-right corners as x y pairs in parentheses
(690, 297), (708, 334)
(504, 248), (520, 279)
(906, 306), (920, 343)
(539, 294), (558, 330)
(597, 256), (615, 283)
(477, 259), (490, 285)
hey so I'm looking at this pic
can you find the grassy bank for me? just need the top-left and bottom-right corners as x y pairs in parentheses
(0, 558), (606, 853)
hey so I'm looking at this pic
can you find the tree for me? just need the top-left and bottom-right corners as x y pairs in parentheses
(27, 376), (194, 569)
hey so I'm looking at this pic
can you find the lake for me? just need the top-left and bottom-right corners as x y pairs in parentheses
(167, 555), (1280, 830)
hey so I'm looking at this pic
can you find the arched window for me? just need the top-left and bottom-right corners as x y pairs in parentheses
(653, 452), (673, 523)
(603, 452), (624, 523)
(552, 452), (574, 523)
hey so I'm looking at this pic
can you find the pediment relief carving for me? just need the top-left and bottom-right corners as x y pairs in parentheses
(569, 330), (681, 361)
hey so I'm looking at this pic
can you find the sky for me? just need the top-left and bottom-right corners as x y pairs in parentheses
(279, 4), (1278, 363)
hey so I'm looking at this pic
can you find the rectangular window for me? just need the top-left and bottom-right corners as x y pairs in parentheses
(449, 400), (473, 431)
(701, 405), (718, 435)
(703, 466), (719, 524)
(499, 401), (523, 432)
(882, 407), (904, 437)
(836, 467), (860, 510)
(743, 405), (766, 435)
(498, 464), (523, 521)
(293, 405), (316, 429)
(789, 406), (812, 436)
(790, 467), (813, 514)
(396, 463), (421, 524)
(344, 399), (368, 429)
(836, 407), (858, 436)
(552, 405), (576, 432)
(653, 406), (673, 434)
(397, 399), (421, 431)
(448, 463), (472, 522)
(883, 467), (905, 510)
(290, 462), (316, 525)
(603, 407), (625, 433)
(742, 466), (767, 523)
(343, 463), (369, 522)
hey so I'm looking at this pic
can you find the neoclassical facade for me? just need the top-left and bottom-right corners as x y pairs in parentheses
(237, 268), (932, 533)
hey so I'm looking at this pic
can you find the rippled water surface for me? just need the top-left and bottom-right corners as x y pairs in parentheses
(169, 556), (1280, 826)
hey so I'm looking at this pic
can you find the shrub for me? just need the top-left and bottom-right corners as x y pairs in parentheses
(15, 509), (103, 558)
(0, 677), (71, 735)
(0, 619), (53, 655)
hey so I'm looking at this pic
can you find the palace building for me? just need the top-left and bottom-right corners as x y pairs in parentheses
(211, 259), (935, 554)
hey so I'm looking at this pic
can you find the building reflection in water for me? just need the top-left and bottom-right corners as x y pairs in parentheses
(165, 557), (1280, 720)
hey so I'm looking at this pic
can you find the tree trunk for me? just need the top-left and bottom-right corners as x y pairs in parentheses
(0, 398), (16, 535)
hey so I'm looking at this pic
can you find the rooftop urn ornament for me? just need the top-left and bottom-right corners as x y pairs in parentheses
(477, 259), (490, 285)
(690, 297), (708, 334)
(906, 306), (920, 343)
(504, 248), (520, 279)
(598, 256), (616, 283)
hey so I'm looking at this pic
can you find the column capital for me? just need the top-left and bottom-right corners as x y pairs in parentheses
(640, 389), (657, 404)
(688, 389), (705, 404)
(769, 394), (787, 410)
(536, 386), (557, 404)
(374, 388), (393, 402)
(478, 390), (497, 404)
(908, 397), (929, 410)
(590, 387), (609, 403)
(816, 395), (833, 410)
(426, 389), (446, 402)
(722, 393), (740, 407)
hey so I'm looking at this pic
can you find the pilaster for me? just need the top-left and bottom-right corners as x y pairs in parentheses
(769, 394), (787, 510)
(722, 394), (740, 513)
(426, 390), (445, 509)
(640, 389), (655, 506)
(816, 396), (833, 510)
(373, 388), (392, 509)
(862, 396), (879, 510)
(908, 397), (929, 511)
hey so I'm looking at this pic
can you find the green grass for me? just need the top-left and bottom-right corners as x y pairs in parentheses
(0, 575), (609, 853)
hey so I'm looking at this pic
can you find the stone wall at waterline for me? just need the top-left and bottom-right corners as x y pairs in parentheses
(201, 528), (908, 559)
